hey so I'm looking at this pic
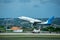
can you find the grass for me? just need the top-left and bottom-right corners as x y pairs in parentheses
(0, 33), (60, 40)
(0, 37), (60, 40)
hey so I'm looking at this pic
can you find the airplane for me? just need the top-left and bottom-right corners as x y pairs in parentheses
(18, 16), (54, 33)
(18, 16), (54, 25)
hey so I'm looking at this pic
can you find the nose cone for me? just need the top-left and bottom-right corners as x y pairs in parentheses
(18, 16), (24, 19)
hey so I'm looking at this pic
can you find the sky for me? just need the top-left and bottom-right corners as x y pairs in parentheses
(0, 0), (60, 18)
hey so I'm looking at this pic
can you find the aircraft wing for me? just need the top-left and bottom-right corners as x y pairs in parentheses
(18, 16), (42, 23)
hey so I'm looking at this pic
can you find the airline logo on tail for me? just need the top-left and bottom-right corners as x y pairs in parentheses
(46, 16), (54, 24)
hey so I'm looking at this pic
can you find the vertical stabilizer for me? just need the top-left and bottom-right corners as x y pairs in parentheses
(46, 16), (54, 24)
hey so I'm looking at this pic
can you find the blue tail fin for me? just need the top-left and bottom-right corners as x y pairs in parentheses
(47, 16), (54, 24)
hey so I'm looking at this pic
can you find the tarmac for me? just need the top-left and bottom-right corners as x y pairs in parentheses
(0, 33), (60, 37)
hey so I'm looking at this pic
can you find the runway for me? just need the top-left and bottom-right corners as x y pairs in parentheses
(0, 33), (60, 37)
(0, 33), (60, 35)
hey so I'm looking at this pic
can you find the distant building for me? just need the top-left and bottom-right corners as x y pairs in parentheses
(11, 26), (23, 32)
(11, 26), (22, 30)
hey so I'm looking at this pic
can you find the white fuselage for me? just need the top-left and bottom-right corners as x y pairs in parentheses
(18, 16), (53, 24)
(18, 16), (42, 23)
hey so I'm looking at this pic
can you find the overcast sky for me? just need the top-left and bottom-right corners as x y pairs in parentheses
(0, 0), (60, 18)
